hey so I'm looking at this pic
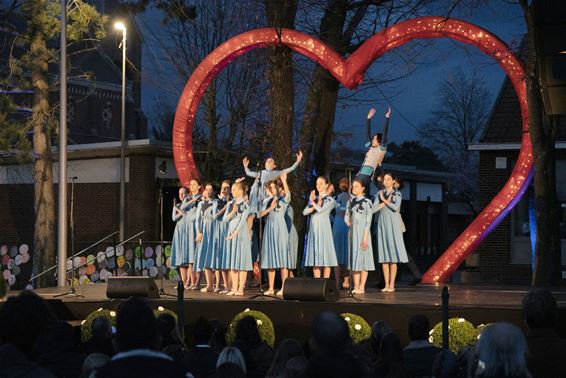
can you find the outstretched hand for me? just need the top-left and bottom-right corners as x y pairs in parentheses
(385, 107), (391, 118)
(242, 157), (249, 168)
(367, 108), (376, 119)
(309, 190), (316, 204)
(296, 150), (303, 163)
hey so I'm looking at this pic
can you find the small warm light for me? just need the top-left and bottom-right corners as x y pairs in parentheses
(110, 311), (116, 317)
(114, 22), (126, 31)
(81, 320), (86, 325)
(559, 50), (566, 55)
(97, 307), (103, 312)
(158, 306), (165, 312)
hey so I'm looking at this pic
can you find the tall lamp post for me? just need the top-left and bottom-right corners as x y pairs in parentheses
(114, 21), (127, 242)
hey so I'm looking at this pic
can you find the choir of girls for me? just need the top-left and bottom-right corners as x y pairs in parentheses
(170, 130), (407, 294)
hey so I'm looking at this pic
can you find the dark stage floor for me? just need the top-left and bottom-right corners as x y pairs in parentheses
(5, 282), (566, 345)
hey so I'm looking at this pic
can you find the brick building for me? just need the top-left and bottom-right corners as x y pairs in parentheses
(469, 77), (566, 285)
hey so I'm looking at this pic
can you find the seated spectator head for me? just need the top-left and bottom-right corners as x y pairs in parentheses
(81, 352), (110, 378)
(210, 319), (228, 353)
(156, 312), (184, 348)
(217, 346), (246, 374)
(0, 290), (56, 354)
(309, 311), (351, 355)
(115, 297), (157, 352)
(408, 314), (431, 341)
(266, 338), (304, 377)
(192, 317), (212, 345)
(91, 316), (112, 340)
(432, 350), (458, 378)
(214, 362), (245, 378)
(285, 355), (308, 378)
(475, 322), (530, 378)
(378, 332), (404, 367)
(522, 287), (557, 329)
(235, 316), (262, 346)
(370, 320), (392, 356)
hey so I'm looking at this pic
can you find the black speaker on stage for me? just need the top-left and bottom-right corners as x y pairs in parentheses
(283, 277), (339, 302)
(106, 277), (160, 299)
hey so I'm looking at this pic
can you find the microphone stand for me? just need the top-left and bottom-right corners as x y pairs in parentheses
(157, 164), (175, 297)
(55, 176), (83, 298)
(249, 162), (280, 300)
(343, 167), (360, 301)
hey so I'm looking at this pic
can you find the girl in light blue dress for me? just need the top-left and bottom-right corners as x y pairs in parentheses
(223, 181), (252, 296)
(283, 188), (298, 274)
(345, 178), (375, 293)
(303, 176), (338, 278)
(373, 172), (408, 292)
(195, 183), (217, 292)
(185, 179), (201, 290)
(171, 187), (189, 285)
(333, 177), (350, 288)
(260, 173), (291, 295)
(214, 180), (232, 293)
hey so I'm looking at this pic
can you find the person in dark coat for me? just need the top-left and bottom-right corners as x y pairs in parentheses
(403, 314), (441, 377)
(0, 291), (58, 378)
(94, 297), (187, 378)
(522, 288), (566, 378)
(186, 317), (218, 378)
(231, 316), (274, 378)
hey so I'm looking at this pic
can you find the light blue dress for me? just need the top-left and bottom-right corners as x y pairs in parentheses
(373, 189), (408, 263)
(303, 195), (338, 267)
(345, 195), (375, 271)
(195, 198), (217, 271)
(261, 193), (290, 269)
(245, 160), (300, 214)
(185, 194), (201, 265)
(170, 199), (188, 266)
(214, 196), (230, 270)
(223, 199), (253, 271)
(332, 192), (350, 265)
(285, 205), (298, 270)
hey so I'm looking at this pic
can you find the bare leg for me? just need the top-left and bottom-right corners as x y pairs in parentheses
(353, 271), (361, 292)
(187, 263), (194, 287)
(313, 267), (321, 278)
(322, 267), (331, 279)
(236, 271), (247, 295)
(214, 270), (221, 291)
(193, 271), (201, 289)
(360, 271), (369, 293)
(179, 266), (188, 287)
(227, 270), (238, 295)
(390, 263), (398, 290)
(202, 269), (214, 291)
(266, 269), (276, 293)
(221, 270), (231, 292)
(343, 269), (350, 288)
(382, 263), (390, 290)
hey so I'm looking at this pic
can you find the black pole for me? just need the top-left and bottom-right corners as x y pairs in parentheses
(442, 286), (449, 350)
(177, 280), (184, 338)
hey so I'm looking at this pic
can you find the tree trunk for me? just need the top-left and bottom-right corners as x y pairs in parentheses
(522, 4), (562, 286)
(29, 0), (56, 288)
(264, 0), (297, 167)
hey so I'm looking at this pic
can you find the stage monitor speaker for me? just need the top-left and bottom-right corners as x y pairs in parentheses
(106, 277), (160, 299)
(283, 277), (339, 302)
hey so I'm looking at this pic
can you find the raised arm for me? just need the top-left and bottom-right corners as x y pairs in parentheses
(279, 151), (303, 175)
(223, 201), (236, 222)
(227, 203), (250, 239)
(195, 201), (204, 232)
(243, 157), (259, 178)
(366, 108), (376, 141)
(380, 108), (391, 146)
(372, 193), (385, 213)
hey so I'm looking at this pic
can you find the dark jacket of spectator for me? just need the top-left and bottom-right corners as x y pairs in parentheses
(403, 314), (441, 378)
(187, 345), (219, 378)
(0, 343), (56, 378)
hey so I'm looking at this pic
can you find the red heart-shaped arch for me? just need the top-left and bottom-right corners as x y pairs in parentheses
(173, 16), (532, 283)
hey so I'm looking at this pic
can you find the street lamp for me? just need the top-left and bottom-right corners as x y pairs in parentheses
(115, 21), (127, 242)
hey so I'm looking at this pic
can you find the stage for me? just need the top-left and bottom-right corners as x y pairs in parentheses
(5, 282), (566, 345)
